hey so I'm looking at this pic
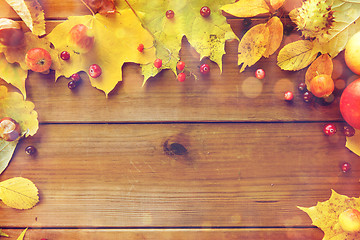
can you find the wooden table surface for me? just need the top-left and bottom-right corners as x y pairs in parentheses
(1, 1), (359, 239)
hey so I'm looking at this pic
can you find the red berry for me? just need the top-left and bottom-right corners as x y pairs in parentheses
(70, 73), (80, 82)
(298, 82), (306, 92)
(166, 10), (174, 19)
(341, 162), (352, 173)
(177, 72), (186, 82)
(177, 61), (185, 71)
(200, 6), (211, 18)
(200, 63), (210, 74)
(68, 80), (78, 89)
(344, 125), (356, 137)
(255, 68), (265, 79)
(25, 146), (36, 155)
(323, 124), (337, 136)
(303, 91), (313, 103)
(89, 64), (102, 78)
(154, 58), (162, 68)
(284, 91), (294, 101)
(137, 44), (144, 52)
(60, 51), (70, 60)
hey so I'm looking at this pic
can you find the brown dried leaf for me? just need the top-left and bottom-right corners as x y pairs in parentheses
(84, 0), (116, 14)
(5, 0), (45, 36)
(305, 54), (333, 89)
(238, 23), (270, 72)
(263, 16), (283, 58)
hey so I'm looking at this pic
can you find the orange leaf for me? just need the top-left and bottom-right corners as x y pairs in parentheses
(263, 16), (283, 58)
(305, 54), (333, 89)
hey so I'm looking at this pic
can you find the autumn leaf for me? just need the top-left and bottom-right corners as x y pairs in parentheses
(48, 9), (156, 96)
(0, 85), (38, 174)
(83, 0), (116, 14)
(120, 0), (238, 84)
(5, 0), (45, 36)
(277, 40), (318, 71)
(220, 0), (270, 18)
(345, 129), (360, 156)
(16, 228), (28, 240)
(298, 190), (360, 240)
(263, 16), (283, 58)
(0, 229), (9, 237)
(238, 23), (269, 72)
(305, 54), (333, 89)
(0, 54), (28, 99)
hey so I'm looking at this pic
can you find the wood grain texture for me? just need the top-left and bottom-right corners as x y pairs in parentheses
(0, 228), (324, 240)
(0, 123), (359, 228)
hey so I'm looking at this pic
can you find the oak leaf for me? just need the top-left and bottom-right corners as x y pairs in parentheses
(4, 0), (45, 36)
(305, 54), (333, 89)
(277, 40), (318, 71)
(48, 9), (156, 96)
(0, 85), (38, 174)
(298, 190), (360, 240)
(0, 177), (39, 209)
(220, 0), (270, 18)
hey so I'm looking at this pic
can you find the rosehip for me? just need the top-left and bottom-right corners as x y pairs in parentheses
(284, 91), (294, 101)
(166, 10), (174, 19)
(303, 91), (313, 103)
(89, 64), (102, 78)
(200, 64), (210, 74)
(177, 61), (185, 71)
(70, 73), (81, 82)
(255, 68), (265, 79)
(177, 72), (186, 82)
(323, 124), (337, 136)
(68, 80), (79, 89)
(341, 162), (352, 173)
(137, 44), (144, 53)
(344, 125), (355, 137)
(298, 82), (306, 92)
(25, 146), (36, 155)
(200, 6), (211, 18)
(154, 58), (162, 68)
(60, 51), (70, 60)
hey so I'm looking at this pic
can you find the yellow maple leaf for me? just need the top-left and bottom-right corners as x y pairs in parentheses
(48, 9), (156, 96)
(277, 40), (319, 71)
(0, 177), (39, 210)
(220, 0), (270, 18)
(5, 0), (45, 36)
(298, 190), (360, 240)
(238, 23), (270, 72)
(305, 54), (333, 90)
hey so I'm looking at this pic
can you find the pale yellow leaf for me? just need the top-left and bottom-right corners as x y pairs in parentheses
(220, 0), (270, 18)
(5, 0), (45, 36)
(0, 177), (39, 210)
(0, 229), (9, 237)
(270, 0), (286, 10)
(277, 40), (318, 71)
(16, 228), (27, 240)
(238, 23), (270, 72)
(263, 16), (283, 58)
(346, 129), (360, 156)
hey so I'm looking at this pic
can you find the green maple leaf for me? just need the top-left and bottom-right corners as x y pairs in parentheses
(120, 0), (238, 84)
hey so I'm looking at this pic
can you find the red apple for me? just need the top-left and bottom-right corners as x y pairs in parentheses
(340, 78), (360, 129)
(310, 74), (334, 98)
(25, 48), (52, 73)
(339, 209), (360, 232)
(0, 18), (24, 47)
(0, 117), (21, 141)
(67, 24), (94, 53)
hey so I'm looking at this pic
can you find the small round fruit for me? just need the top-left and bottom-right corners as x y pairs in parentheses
(137, 43), (144, 52)
(255, 68), (265, 79)
(298, 82), (306, 92)
(166, 10), (174, 19)
(345, 31), (360, 75)
(177, 61), (185, 71)
(340, 78), (360, 129)
(339, 209), (360, 232)
(309, 74), (334, 98)
(25, 48), (52, 73)
(200, 64), (210, 74)
(344, 125), (355, 137)
(89, 64), (102, 78)
(154, 58), (162, 68)
(25, 146), (36, 155)
(60, 51), (70, 60)
(284, 91), (294, 101)
(200, 6), (211, 18)
(70, 73), (81, 82)
(303, 91), (313, 103)
(177, 72), (186, 82)
(0, 117), (21, 141)
(323, 124), (337, 136)
(67, 24), (94, 53)
(341, 162), (352, 173)
(68, 80), (79, 89)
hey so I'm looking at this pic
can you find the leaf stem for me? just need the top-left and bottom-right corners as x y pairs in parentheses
(79, 0), (95, 17)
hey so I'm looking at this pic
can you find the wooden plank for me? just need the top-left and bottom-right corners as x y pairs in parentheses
(0, 123), (359, 228)
(0, 228), (324, 240)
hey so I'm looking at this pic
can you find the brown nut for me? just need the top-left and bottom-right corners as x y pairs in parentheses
(0, 117), (21, 141)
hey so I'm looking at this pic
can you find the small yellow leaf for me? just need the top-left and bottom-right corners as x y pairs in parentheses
(346, 129), (360, 156)
(5, 0), (45, 36)
(305, 54), (333, 89)
(277, 40), (318, 71)
(0, 177), (39, 210)
(270, 0), (286, 10)
(263, 16), (283, 58)
(0, 229), (9, 237)
(238, 23), (270, 72)
(298, 190), (360, 240)
(220, 0), (270, 18)
(16, 228), (28, 240)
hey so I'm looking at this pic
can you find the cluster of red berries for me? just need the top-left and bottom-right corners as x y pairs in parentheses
(68, 73), (81, 90)
(165, 6), (211, 19)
